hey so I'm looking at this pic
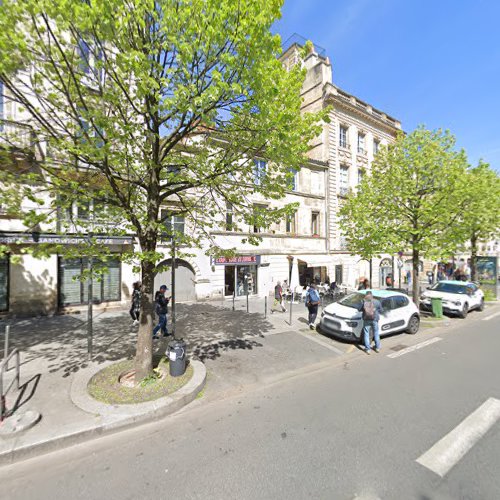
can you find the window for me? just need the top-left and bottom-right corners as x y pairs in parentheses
(252, 204), (266, 233)
(358, 168), (365, 185)
(253, 159), (267, 185)
(339, 165), (349, 196)
(311, 211), (319, 236)
(311, 170), (322, 195)
(0, 254), (8, 312)
(285, 214), (296, 234)
(339, 125), (348, 148)
(373, 139), (380, 155)
(58, 256), (121, 306)
(225, 202), (234, 231)
(77, 36), (104, 84)
(392, 296), (409, 309)
(161, 210), (185, 239)
(288, 168), (298, 191)
(357, 133), (365, 154)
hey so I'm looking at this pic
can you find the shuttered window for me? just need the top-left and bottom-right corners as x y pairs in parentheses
(0, 255), (8, 311)
(58, 256), (121, 306)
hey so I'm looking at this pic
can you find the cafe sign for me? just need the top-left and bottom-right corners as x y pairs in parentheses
(212, 255), (261, 265)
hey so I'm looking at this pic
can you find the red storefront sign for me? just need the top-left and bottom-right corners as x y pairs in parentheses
(212, 255), (261, 265)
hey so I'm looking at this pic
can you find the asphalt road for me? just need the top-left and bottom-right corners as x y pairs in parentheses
(1, 307), (499, 500)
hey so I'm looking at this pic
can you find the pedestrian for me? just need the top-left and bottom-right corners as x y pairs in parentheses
(358, 278), (370, 290)
(271, 281), (287, 313)
(361, 291), (383, 355)
(305, 283), (321, 329)
(153, 285), (169, 339)
(385, 274), (393, 288)
(129, 281), (141, 326)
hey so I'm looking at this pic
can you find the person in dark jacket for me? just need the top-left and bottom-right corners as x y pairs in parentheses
(129, 281), (142, 326)
(305, 283), (321, 329)
(153, 285), (169, 339)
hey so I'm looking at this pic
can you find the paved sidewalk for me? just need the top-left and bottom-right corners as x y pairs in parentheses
(0, 296), (337, 464)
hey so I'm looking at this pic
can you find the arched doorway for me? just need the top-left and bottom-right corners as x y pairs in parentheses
(154, 259), (196, 302)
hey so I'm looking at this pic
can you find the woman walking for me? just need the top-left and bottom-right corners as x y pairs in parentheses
(129, 281), (142, 326)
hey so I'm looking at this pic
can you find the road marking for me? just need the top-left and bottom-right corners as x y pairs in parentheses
(386, 337), (442, 358)
(296, 331), (346, 355)
(416, 398), (500, 477)
(482, 311), (500, 321)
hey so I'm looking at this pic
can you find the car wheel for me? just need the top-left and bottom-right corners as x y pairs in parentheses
(478, 298), (485, 312)
(459, 303), (469, 319)
(406, 314), (420, 335)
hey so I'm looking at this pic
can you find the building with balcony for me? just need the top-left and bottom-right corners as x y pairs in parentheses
(280, 36), (403, 289)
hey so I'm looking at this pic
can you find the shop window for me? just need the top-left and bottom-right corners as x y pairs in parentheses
(311, 211), (320, 236)
(58, 256), (121, 306)
(0, 254), (9, 312)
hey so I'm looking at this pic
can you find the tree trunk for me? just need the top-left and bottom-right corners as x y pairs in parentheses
(470, 233), (478, 282)
(412, 249), (420, 307)
(135, 258), (155, 382)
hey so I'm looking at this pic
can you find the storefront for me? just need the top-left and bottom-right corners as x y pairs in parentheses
(294, 255), (332, 286)
(212, 255), (260, 297)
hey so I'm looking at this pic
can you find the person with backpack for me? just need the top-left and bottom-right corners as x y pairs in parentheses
(129, 281), (142, 326)
(361, 291), (383, 354)
(305, 283), (321, 329)
(271, 281), (287, 313)
(153, 285), (170, 339)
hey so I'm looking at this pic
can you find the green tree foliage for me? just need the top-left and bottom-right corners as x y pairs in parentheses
(0, 0), (323, 379)
(460, 162), (500, 281)
(339, 127), (469, 305)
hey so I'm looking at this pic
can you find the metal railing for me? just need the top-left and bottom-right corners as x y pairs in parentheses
(1, 326), (20, 421)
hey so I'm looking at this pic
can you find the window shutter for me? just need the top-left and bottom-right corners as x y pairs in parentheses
(59, 258), (82, 306)
(102, 258), (121, 301)
(0, 255), (8, 311)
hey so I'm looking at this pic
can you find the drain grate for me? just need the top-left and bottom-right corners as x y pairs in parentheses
(391, 344), (408, 352)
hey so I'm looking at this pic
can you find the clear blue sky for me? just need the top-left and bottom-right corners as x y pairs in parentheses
(273, 0), (500, 171)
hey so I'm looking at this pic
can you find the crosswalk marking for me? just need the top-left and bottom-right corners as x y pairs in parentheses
(416, 398), (500, 477)
(482, 311), (500, 321)
(386, 337), (442, 358)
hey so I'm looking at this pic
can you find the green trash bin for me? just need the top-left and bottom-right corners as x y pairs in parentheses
(431, 297), (443, 318)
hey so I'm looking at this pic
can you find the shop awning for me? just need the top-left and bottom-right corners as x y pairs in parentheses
(294, 255), (332, 268)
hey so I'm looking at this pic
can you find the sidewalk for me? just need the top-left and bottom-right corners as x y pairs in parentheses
(0, 296), (335, 464)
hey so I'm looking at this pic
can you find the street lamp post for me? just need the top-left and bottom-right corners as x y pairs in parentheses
(87, 231), (93, 360)
(171, 237), (176, 339)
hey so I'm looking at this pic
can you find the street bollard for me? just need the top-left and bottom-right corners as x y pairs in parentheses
(264, 296), (267, 318)
(4, 325), (9, 361)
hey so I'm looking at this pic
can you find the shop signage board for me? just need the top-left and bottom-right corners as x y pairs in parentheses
(0, 232), (134, 246)
(474, 256), (498, 298)
(212, 255), (261, 265)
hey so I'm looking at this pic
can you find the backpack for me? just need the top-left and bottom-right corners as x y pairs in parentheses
(362, 300), (375, 321)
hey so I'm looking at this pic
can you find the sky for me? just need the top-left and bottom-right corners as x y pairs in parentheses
(273, 0), (500, 171)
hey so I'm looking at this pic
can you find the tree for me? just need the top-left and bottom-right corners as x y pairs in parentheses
(0, 0), (323, 380)
(339, 127), (469, 305)
(460, 162), (500, 281)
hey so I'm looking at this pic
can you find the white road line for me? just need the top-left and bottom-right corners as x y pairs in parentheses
(386, 337), (442, 358)
(416, 398), (500, 477)
(296, 331), (346, 356)
(482, 311), (500, 321)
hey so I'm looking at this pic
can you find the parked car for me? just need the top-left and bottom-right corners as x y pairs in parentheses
(318, 290), (420, 342)
(420, 280), (484, 318)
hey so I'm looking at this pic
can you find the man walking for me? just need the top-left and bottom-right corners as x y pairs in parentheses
(305, 283), (321, 329)
(362, 291), (383, 354)
(271, 281), (287, 313)
(153, 285), (169, 339)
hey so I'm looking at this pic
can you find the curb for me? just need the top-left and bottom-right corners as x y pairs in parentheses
(0, 360), (206, 466)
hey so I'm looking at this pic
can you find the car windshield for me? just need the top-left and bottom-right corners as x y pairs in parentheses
(338, 292), (385, 309)
(430, 282), (468, 294)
